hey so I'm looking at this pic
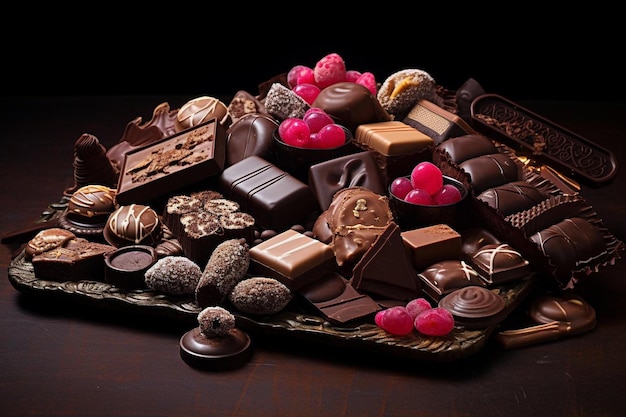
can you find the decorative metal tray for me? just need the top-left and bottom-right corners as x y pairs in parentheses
(8, 246), (534, 362)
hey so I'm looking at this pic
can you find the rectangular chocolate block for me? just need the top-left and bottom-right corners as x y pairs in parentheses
(466, 243), (532, 285)
(354, 121), (433, 157)
(403, 99), (477, 145)
(116, 118), (226, 205)
(297, 272), (381, 324)
(32, 238), (115, 282)
(401, 224), (462, 271)
(308, 151), (386, 211)
(219, 155), (317, 232)
(248, 229), (337, 290)
(417, 260), (486, 302)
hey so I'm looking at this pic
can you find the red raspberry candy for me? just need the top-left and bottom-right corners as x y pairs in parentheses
(414, 307), (454, 336)
(356, 72), (377, 95)
(405, 297), (432, 319)
(278, 118), (311, 148)
(314, 53), (347, 89)
(287, 65), (312, 88)
(390, 177), (413, 200)
(411, 161), (443, 196)
(345, 70), (362, 83)
(292, 83), (321, 105)
(379, 306), (414, 336)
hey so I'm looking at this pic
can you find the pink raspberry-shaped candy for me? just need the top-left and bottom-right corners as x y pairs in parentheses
(414, 307), (454, 336)
(345, 70), (362, 83)
(314, 53), (347, 89)
(356, 72), (377, 95)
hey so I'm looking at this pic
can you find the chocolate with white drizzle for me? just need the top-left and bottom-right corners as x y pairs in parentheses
(468, 243), (532, 285)
(103, 204), (162, 247)
(417, 259), (485, 302)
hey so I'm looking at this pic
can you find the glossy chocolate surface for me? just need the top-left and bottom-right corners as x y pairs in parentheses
(477, 180), (549, 217)
(225, 113), (278, 167)
(103, 204), (163, 247)
(298, 272), (381, 324)
(308, 151), (385, 211)
(175, 96), (230, 132)
(459, 153), (522, 194)
(436, 134), (498, 164)
(351, 222), (421, 301)
(179, 327), (252, 371)
(401, 224), (462, 271)
(468, 243), (532, 285)
(104, 244), (157, 290)
(438, 286), (506, 329)
(312, 82), (391, 132)
(354, 121), (433, 157)
(418, 260), (485, 301)
(219, 156), (317, 232)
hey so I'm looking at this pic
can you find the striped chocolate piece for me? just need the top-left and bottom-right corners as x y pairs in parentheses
(354, 121), (433, 157)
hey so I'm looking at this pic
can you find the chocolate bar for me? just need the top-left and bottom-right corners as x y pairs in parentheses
(403, 99), (477, 145)
(219, 155), (317, 232)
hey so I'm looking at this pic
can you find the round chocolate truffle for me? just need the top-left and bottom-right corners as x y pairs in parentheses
(59, 185), (117, 238)
(175, 96), (231, 132)
(439, 286), (506, 329)
(103, 204), (163, 247)
(179, 306), (252, 371)
(312, 82), (391, 133)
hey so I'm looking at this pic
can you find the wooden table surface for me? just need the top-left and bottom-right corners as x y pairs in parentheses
(1, 95), (625, 417)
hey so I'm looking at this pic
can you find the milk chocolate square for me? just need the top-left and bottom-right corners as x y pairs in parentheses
(308, 151), (385, 211)
(354, 121), (433, 157)
(466, 243), (532, 285)
(248, 229), (337, 290)
(417, 260), (485, 302)
(219, 155), (317, 231)
(401, 224), (462, 271)
(116, 119), (226, 205)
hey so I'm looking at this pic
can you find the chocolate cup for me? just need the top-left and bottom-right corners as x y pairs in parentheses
(179, 327), (253, 371)
(104, 245), (157, 290)
(273, 127), (358, 183)
(388, 175), (468, 231)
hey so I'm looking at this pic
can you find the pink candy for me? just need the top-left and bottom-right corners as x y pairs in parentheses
(375, 297), (455, 337)
(314, 53), (346, 89)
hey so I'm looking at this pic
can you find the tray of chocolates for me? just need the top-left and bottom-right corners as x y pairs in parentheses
(5, 53), (626, 365)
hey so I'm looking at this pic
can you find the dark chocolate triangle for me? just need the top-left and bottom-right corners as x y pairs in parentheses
(350, 222), (421, 301)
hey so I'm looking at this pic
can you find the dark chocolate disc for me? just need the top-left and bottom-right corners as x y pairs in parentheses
(179, 327), (252, 371)
(439, 286), (506, 329)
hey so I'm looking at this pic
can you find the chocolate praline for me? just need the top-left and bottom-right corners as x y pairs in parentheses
(439, 286), (506, 329)
(179, 327), (252, 371)
(103, 204), (163, 247)
(104, 245), (157, 290)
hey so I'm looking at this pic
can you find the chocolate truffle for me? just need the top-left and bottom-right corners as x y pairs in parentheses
(180, 306), (252, 371)
(459, 153), (522, 194)
(477, 180), (549, 217)
(312, 82), (391, 133)
(196, 239), (250, 307)
(376, 69), (437, 119)
(228, 277), (293, 315)
(59, 184), (117, 238)
(175, 96), (231, 132)
(225, 112), (278, 167)
(104, 244), (157, 290)
(438, 286), (506, 329)
(144, 255), (203, 296)
(313, 187), (394, 267)
(103, 204), (163, 247)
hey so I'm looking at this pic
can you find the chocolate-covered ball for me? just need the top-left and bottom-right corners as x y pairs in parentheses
(66, 185), (117, 226)
(104, 204), (163, 247)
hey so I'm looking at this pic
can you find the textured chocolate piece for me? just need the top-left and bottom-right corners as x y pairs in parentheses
(175, 96), (231, 132)
(227, 90), (267, 123)
(308, 151), (385, 211)
(354, 121), (433, 157)
(460, 228), (501, 257)
(467, 243), (532, 285)
(116, 119), (226, 205)
(103, 204), (163, 247)
(25, 228), (76, 259)
(313, 187), (394, 267)
(471, 93), (618, 187)
(403, 99), (476, 145)
(107, 102), (178, 170)
(351, 222), (421, 301)
(418, 260), (485, 302)
(477, 180), (549, 217)
(225, 113), (278, 167)
(219, 155), (317, 232)
(264, 83), (309, 120)
(438, 286), (507, 329)
(313, 82), (391, 132)
(248, 229), (337, 290)
(31, 238), (115, 282)
(104, 244), (157, 290)
(401, 224), (462, 271)
(530, 217), (608, 285)
(64, 133), (119, 195)
(458, 153), (522, 195)
(435, 133), (498, 164)
(145, 255), (203, 295)
(376, 69), (436, 119)
(298, 272), (381, 324)
(228, 277), (293, 316)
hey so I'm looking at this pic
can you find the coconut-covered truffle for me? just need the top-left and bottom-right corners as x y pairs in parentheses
(197, 306), (236, 337)
(144, 256), (202, 295)
(196, 239), (250, 307)
(228, 277), (293, 315)
(377, 69), (436, 119)
(264, 82), (310, 121)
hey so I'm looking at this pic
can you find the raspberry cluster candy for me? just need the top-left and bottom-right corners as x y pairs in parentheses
(278, 108), (346, 149)
(375, 297), (455, 337)
(390, 162), (463, 206)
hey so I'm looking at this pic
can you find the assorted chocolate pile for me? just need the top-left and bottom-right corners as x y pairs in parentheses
(9, 54), (626, 369)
